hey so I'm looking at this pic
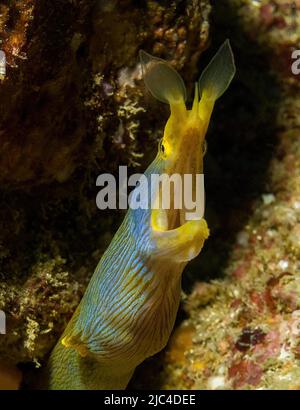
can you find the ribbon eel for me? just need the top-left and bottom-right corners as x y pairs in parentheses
(42, 40), (235, 389)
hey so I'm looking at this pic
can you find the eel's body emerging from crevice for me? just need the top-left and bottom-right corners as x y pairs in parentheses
(41, 40), (235, 389)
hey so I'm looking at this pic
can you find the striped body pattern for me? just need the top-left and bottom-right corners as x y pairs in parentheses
(42, 41), (235, 389)
(45, 159), (186, 389)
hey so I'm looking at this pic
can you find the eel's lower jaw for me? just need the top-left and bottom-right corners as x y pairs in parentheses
(151, 210), (209, 263)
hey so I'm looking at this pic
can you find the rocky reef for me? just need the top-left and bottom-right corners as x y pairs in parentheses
(131, 0), (300, 390)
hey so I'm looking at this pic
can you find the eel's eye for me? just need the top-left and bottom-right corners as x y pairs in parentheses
(159, 139), (166, 155)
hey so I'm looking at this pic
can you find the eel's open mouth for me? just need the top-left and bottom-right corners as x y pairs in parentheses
(151, 173), (205, 233)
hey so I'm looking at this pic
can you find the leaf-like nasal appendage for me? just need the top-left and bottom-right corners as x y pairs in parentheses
(198, 39), (236, 101)
(139, 50), (187, 104)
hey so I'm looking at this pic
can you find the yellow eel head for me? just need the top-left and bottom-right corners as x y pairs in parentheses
(140, 40), (236, 254)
